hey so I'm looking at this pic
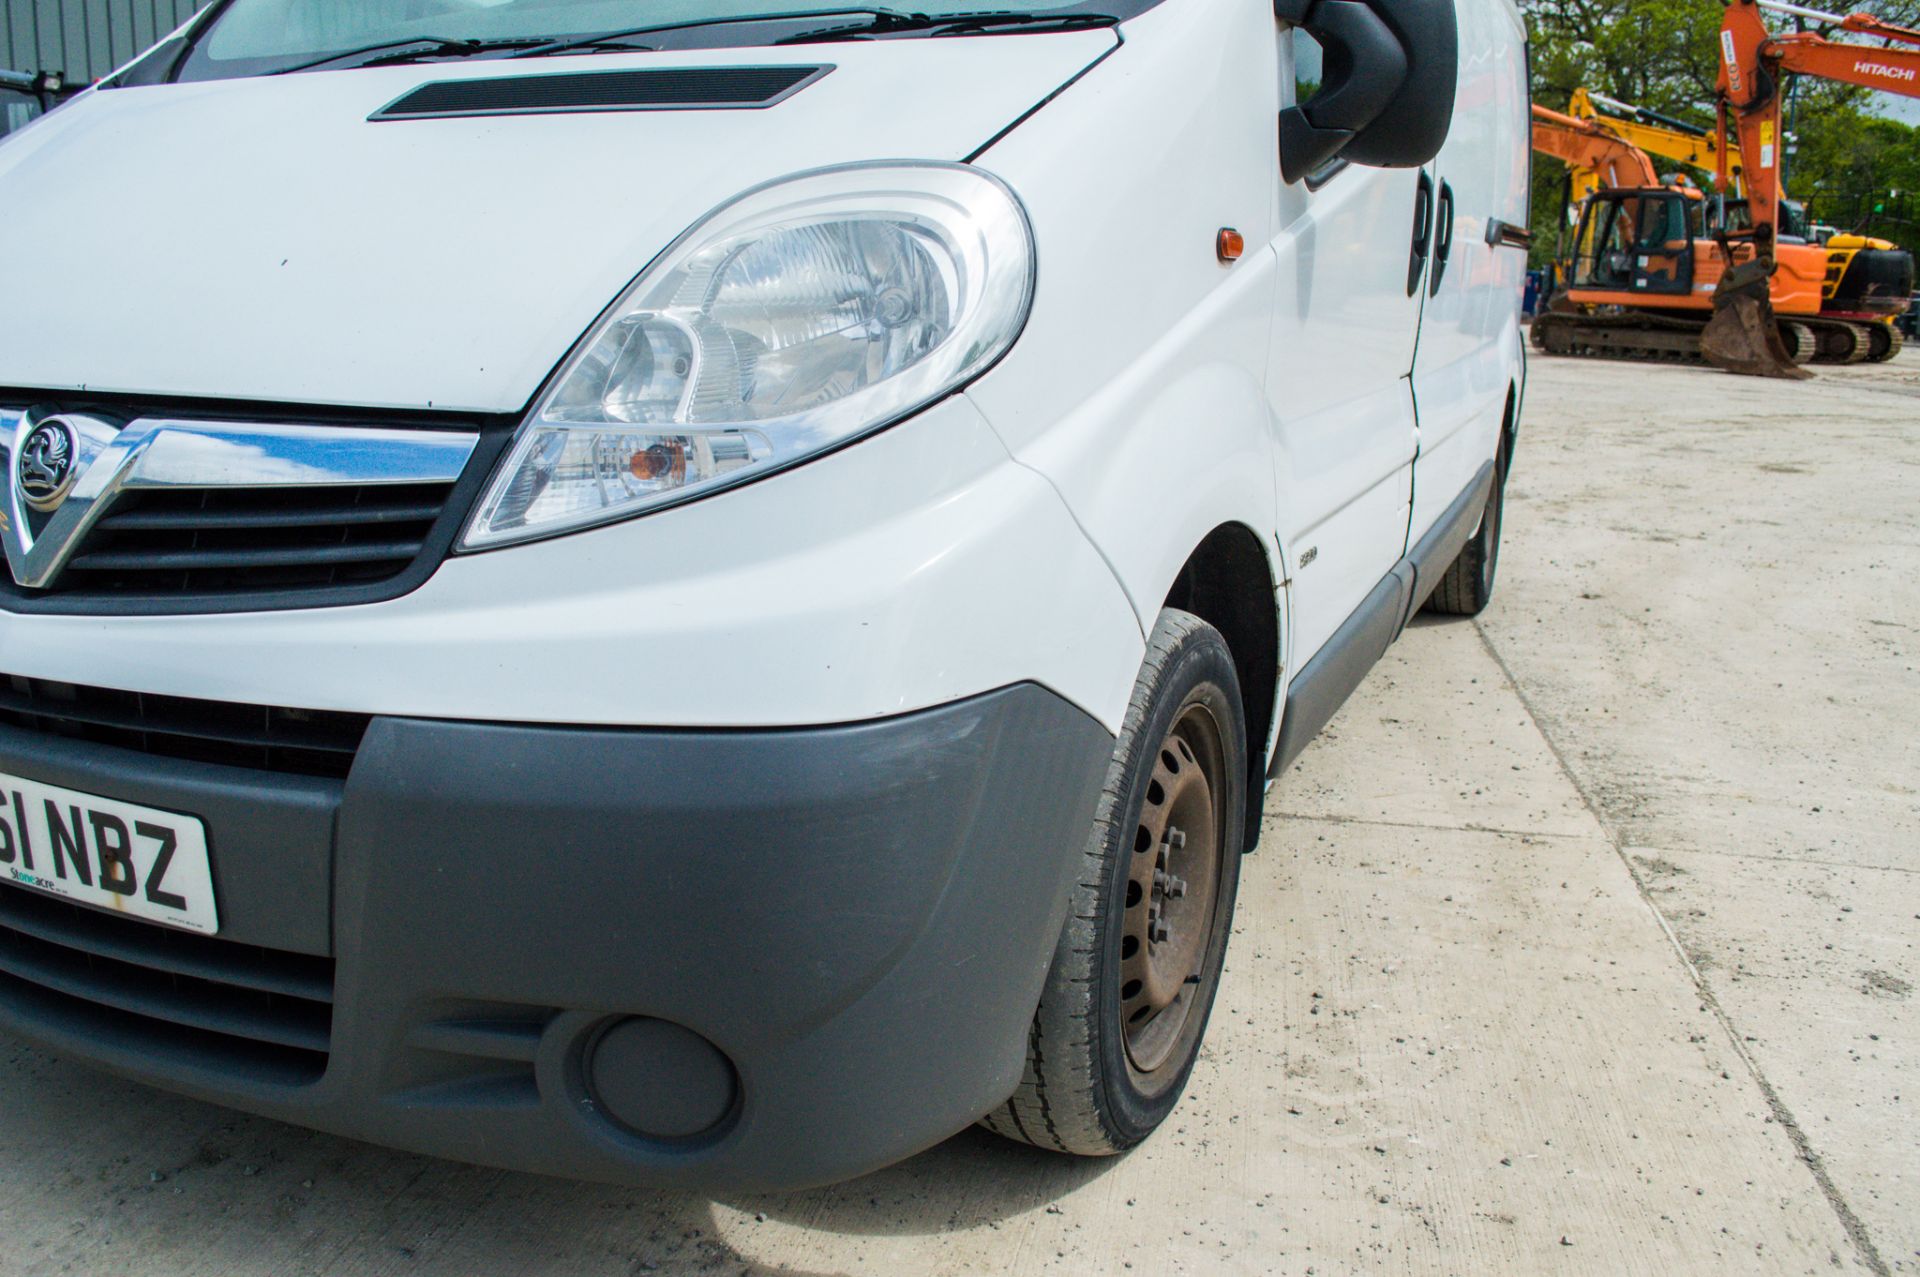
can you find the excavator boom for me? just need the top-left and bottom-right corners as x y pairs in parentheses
(1530, 104), (1661, 190)
(1718, 0), (1920, 234)
(1568, 89), (1726, 194)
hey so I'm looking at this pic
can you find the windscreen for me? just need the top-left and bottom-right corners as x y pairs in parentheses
(196, 0), (1099, 67)
(1633, 195), (1689, 249)
(1718, 198), (1811, 241)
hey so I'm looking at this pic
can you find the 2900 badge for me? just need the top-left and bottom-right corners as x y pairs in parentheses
(0, 771), (218, 935)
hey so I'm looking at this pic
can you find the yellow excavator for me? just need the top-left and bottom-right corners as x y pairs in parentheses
(1562, 89), (1722, 204)
(1552, 84), (1910, 363)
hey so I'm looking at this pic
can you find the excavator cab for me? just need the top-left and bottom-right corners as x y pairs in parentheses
(1718, 197), (1812, 242)
(1569, 189), (1699, 298)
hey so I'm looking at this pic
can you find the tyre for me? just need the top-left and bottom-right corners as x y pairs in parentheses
(1424, 452), (1507, 617)
(982, 609), (1247, 1156)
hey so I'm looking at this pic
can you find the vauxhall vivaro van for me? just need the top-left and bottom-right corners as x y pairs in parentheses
(0, 0), (1530, 1189)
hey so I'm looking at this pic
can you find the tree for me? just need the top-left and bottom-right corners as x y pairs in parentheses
(1793, 108), (1920, 236)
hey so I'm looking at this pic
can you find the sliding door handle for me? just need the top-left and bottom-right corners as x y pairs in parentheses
(1407, 171), (1435, 296)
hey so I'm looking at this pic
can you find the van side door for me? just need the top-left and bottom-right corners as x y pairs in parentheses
(1263, 25), (1427, 666)
(1407, 0), (1530, 541)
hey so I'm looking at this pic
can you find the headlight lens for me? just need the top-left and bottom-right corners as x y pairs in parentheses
(462, 163), (1034, 550)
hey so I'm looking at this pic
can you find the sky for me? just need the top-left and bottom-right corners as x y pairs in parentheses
(1870, 94), (1920, 126)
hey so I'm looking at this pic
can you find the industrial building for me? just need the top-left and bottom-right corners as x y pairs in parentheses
(3, 1), (204, 85)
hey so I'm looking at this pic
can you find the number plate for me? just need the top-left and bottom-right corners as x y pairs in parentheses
(0, 771), (218, 935)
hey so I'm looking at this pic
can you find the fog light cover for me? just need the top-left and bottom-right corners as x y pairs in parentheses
(588, 1017), (739, 1142)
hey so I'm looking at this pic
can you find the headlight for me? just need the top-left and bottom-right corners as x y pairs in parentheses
(461, 162), (1034, 550)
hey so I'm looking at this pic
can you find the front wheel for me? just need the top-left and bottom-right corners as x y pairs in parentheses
(981, 609), (1247, 1156)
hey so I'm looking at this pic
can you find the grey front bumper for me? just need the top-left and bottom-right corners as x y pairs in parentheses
(0, 683), (1112, 1190)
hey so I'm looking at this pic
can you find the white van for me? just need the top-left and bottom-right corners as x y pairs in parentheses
(0, 0), (1530, 1190)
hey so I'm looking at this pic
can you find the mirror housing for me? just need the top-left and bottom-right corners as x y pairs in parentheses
(1277, 0), (1459, 184)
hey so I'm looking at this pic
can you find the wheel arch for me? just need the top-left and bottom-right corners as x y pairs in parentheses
(1500, 380), (1519, 479)
(1161, 522), (1281, 855)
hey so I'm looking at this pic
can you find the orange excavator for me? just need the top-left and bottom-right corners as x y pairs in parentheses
(1533, 1), (1919, 374)
(1566, 86), (1909, 362)
(1529, 104), (1838, 365)
(1528, 102), (1669, 302)
(1705, 0), (1920, 375)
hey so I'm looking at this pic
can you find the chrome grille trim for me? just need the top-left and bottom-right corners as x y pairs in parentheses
(2, 409), (479, 592)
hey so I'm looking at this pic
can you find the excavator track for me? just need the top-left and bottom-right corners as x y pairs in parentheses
(1803, 319), (1876, 364)
(1529, 309), (1709, 363)
(1529, 309), (1820, 367)
(1866, 321), (1904, 363)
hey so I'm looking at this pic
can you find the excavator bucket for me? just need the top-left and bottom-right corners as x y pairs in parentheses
(1701, 257), (1813, 379)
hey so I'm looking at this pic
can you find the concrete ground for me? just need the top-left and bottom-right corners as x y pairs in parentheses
(1, 349), (1915, 1275)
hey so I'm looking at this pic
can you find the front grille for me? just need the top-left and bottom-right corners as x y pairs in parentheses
(0, 887), (334, 1085)
(59, 483), (455, 597)
(0, 676), (370, 780)
(0, 409), (507, 617)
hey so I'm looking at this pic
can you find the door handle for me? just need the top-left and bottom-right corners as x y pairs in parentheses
(1406, 171), (1435, 297)
(1484, 217), (1532, 251)
(1429, 180), (1455, 296)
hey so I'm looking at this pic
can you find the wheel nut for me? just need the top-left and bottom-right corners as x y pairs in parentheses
(1165, 827), (1187, 851)
(1149, 915), (1171, 945)
(1153, 868), (1189, 899)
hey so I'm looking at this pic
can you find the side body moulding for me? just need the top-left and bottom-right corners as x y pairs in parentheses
(1272, 458), (1493, 776)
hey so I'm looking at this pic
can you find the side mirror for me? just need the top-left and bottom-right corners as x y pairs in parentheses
(1276, 0), (1459, 185)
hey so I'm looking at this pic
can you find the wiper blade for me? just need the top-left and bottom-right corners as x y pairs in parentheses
(275, 36), (561, 75)
(934, 11), (1120, 34)
(516, 11), (918, 60)
(514, 9), (1114, 60)
(774, 9), (1120, 41)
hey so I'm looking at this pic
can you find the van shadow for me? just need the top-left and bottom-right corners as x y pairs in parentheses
(0, 1037), (1121, 1276)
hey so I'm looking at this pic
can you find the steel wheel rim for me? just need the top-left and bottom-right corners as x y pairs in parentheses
(1120, 698), (1228, 1084)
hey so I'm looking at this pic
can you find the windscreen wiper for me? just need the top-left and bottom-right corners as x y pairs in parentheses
(516, 11), (921, 59)
(516, 9), (1115, 60)
(274, 36), (570, 75)
(776, 10), (1121, 40)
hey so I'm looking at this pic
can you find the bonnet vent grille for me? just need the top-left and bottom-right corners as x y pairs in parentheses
(371, 65), (832, 121)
